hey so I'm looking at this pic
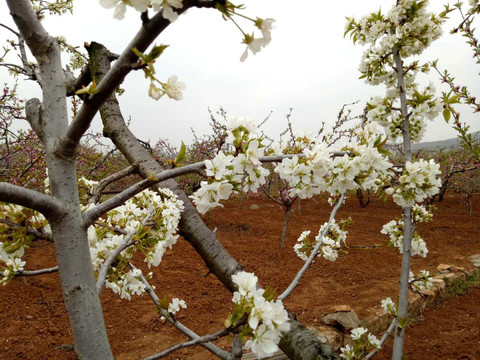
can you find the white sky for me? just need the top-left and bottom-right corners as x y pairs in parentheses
(1, 1), (479, 148)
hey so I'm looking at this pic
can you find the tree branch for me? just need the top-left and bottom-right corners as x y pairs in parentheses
(7, 266), (58, 277)
(96, 208), (155, 294)
(365, 318), (397, 359)
(89, 164), (137, 204)
(62, 0), (221, 151)
(0, 218), (52, 242)
(131, 264), (232, 360)
(0, 182), (62, 218)
(278, 193), (346, 301)
(142, 328), (230, 360)
(83, 155), (299, 226)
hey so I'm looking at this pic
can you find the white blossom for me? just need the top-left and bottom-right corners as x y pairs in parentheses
(162, 75), (186, 100)
(245, 324), (280, 359)
(152, 0), (183, 22)
(350, 327), (368, 340)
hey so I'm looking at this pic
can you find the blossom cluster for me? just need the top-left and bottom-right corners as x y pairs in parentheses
(226, 271), (290, 359)
(240, 18), (275, 62)
(386, 159), (442, 208)
(0, 203), (48, 285)
(340, 327), (380, 360)
(381, 205), (433, 257)
(274, 121), (391, 199)
(346, 0), (444, 84)
(409, 270), (433, 292)
(149, 75), (186, 101)
(190, 117), (394, 216)
(159, 297), (187, 320)
(293, 221), (347, 262)
(346, 0), (446, 143)
(100, 0), (183, 21)
(89, 186), (184, 300)
(366, 84), (442, 142)
(190, 116), (269, 214)
(0, 179), (185, 300)
(381, 297), (397, 316)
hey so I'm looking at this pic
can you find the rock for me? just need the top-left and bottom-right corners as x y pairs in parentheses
(310, 325), (343, 352)
(408, 292), (424, 314)
(469, 254), (480, 268)
(432, 278), (446, 291)
(365, 309), (390, 333)
(250, 204), (260, 210)
(419, 289), (436, 304)
(440, 273), (456, 285)
(437, 264), (453, 271)
(322, 309), (361, 331)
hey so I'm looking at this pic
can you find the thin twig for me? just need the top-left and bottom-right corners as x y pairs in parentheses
(365, 318), (397, 359)
(278, 193), (346, 301)
(142, 328), (230, 360)
(0, 218), (52, 242)
(130, 264), (231, 360)
(10, 266), (58, 277)
(96, 208), (155, 294)
(89, 165), (137, 204)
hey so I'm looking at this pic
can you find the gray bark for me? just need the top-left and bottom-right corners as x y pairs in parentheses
(279, 207), (293, 250)
(90, 42), (336, 359)
(6, 1), (113, 358)
(391, 47), (413, 360)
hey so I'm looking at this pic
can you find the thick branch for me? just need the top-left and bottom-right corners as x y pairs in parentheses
(6, 0), (54, 63)
(63, 0), (220, 150)
(0, 182), (62, 218)
(91, 42), (335, 360)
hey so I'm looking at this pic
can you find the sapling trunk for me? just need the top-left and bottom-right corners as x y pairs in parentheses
(391, 46), (414, 360)
(279, 207), (293, 250)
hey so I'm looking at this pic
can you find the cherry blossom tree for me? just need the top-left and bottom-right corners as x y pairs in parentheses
(0, 1), (335, 359)
(1, 1), (473, 359)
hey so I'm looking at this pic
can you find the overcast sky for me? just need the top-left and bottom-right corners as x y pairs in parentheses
(1, 1), (479, 148)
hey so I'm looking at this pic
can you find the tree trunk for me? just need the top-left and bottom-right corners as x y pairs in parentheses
(90, 42), (336, 359)
(356, 189), (371, 208)
(391, 46), (413, 360)
(280, 207), (293, 250)
(6, 2), (114, 358)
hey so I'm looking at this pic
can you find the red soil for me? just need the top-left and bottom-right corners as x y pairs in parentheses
(0, 193), (479, 359)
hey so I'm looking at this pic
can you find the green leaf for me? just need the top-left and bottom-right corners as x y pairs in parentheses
(132, 47), (147, 62)
(443, 108), (451, 122)
(156, 295), (170, 311)
(174, 141), (187, 166)
(147, 44), (169, 62)
(449, 94), (461, 104)
(377, 147), (392, 156)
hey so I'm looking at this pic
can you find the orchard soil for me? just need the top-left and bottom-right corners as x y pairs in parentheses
(1, 194), (479, 360)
